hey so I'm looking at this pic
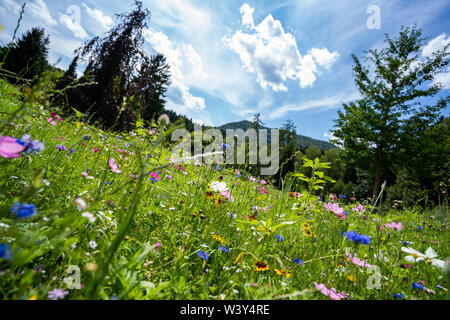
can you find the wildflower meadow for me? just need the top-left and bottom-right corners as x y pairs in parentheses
(0, 78), (448, 301)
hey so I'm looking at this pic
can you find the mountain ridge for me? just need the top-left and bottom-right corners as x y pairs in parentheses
(216, 120), (336, 151)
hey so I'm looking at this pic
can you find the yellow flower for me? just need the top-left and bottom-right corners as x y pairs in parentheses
(254, 260), (269, 272)
(28, 295), (37, 300)
(347, 275), (356, 283)
(212, 234), (225, 243)
(274, 268), (291, 278)
(302, 222), (316, 237)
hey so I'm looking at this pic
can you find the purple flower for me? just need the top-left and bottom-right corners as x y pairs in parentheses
(198, 250), (209, 260)
(276, 234), (285, 242)
(219, 246), (230, 253)
(48, 289), (68, 300)
(56, 144), (67, 151)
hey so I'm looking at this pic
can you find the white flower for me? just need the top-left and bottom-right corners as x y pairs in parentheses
(401, 246), (445, 269)
(74, 198), (87, 211)
(0, 222), (9, 229)
(82, 212), (96, 223)
(210, 181), (228, 193)
(89, 240), (97, 249)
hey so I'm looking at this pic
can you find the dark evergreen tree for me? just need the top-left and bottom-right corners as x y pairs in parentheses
(0, 27), (49, 83)
(64, 55), (79, 79)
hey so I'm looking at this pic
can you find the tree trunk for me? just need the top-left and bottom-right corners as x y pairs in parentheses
(373, 145), (383, 199)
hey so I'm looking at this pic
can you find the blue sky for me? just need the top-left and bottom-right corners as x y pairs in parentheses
(1, 0), (449, 141)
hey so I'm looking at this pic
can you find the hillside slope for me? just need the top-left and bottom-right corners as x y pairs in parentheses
(217, 120), (336, 151)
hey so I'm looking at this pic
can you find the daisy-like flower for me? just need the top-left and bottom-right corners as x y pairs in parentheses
(108, 158), (121, 174)
(344, 253), (372, 268)
(212, 234), (225, 243)
(314, 282), (348, 300)
(74, 198), (87, 211)
(254, 260), (269, 271)
(82, 212), (96, 223)
(274, 269), (291, 278)
(0, 135), (26, 158)
(302, 222), (316, 237)
(385, 221), (403, 231)
(210, 181), (228, 193)
(401, 247), (445, 269)
(48, 289), (68, 300)
(324, 202), (346, 221)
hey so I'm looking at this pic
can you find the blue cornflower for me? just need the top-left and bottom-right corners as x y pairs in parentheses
(82, 135), (91, 141)
(402, 240), (410, 246)
(294, 258), (304, 266)
(416, 226), (423, 230)
(344, 231), (371, 245)
(150, 178), (158, 182)
(393, 293), (404, 299)
(222, 143), (230, 149)
(0, 243), (13, 260)
(276, 234), (285, 242)
(412, 282), (424, 291)
(68, 148), (75, 155)
(214, 165), (221, 171)
(340, 195), (346, 199)
(104, 181), (110, 185)
(198, 250), (209, 260)
(11, 202), (37, 219)
(344, 211), (349, 215)
(219, 246), (230, 253)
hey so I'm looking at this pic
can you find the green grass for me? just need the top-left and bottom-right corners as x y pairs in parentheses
(0, 78), (448, 300)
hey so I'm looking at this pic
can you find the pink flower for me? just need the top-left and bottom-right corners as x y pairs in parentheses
(0, 136), (25, 158)
(155, 242), (161, 248)
(149, 172), (160, 181)
(220, 190), (234, 202)
(345, 253), (372, 267)
(324, 202), (346, 221)
(385, 222), (403, 231)
(109, 158), (121, 173)
(259, 179), (267, 185)
(249, 176), (256, 182)
(352, 204), (366, 213)
(258, 186), (268, 194)
(314, 282), (348, 300)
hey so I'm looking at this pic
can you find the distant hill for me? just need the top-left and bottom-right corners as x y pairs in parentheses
(217, 120), (336, 151)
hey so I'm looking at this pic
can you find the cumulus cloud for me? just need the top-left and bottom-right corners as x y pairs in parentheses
(144, 29), (206, 111)
(432, 66), (450, 89)
(240, 3), (255, 28)
(59, 5), (89, 39)
(28, 0), (57, 26)
(422, 33), (450, 57)
(223, 3), (338, 92)
(82, 3), (113, 31)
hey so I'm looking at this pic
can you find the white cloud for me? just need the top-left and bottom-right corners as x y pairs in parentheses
(59, 5), (89, 39)
(268, 92), (361, 119)
(433, 66), (450, 89)
(422, 33), (450, 57)
(309, 48), (339, 69)
(0, 0), (20, 15)
(223, 4), (338, 92)
(28, 0), (57, 26)
(240, 3), (255, 28)
(144, 29), (206, 112)
(82, 3), (113, 31)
